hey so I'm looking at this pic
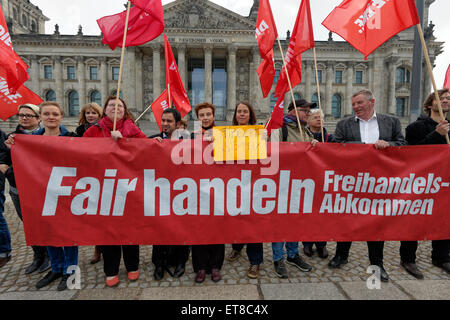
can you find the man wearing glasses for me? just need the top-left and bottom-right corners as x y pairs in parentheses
(0, 104), (51, 274)
(272, 99), (316, 279)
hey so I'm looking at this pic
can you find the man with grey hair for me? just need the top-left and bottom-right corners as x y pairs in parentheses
(328, 89), (406, 282)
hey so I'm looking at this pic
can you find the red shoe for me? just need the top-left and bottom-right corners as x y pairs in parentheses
(195, 270), (206, 283)
(211, 268), (222, 282)
(105, 275), (119, 287)
(128, 270), (140, 281)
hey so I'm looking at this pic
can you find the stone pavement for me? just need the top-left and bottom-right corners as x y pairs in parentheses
(0, 197), (448, 300)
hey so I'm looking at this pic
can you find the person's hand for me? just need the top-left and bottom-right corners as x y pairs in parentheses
(153, 136), (163, 143)
(436, 120), (450, 136)
(311, 139), (319, 147)
(0, 164), (9, 174)
(4, 134), (15, 149)
(110, 131), (123, 141)
(374, 140), (390, 150)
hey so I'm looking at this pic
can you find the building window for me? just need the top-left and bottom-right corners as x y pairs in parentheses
(396, 98), (406, 117)
(396, 67), (411, 84)
(67, 66), (76, 80)
(44, 65), (53, 79)
(274, 69), (281, 85)
(31, 20), (37, 33)
(312, 93), (319, 105)
(270, 93), (278, 112)
(212, 59), (227, 121)
(45, 90), (56, 101)
(355, 71), (363, 84)
(90, 91), (101, 105)
(90, 66), (98, 80)
(22, 14), (27, 27)
(111, 90), (123, 99)
(335, 70), (343, 84)
(68, 90), (79, 116)
(112, 67), (120, 81)
(188, 59), (205, 120)
(332, 94), (342, 118)
(314, 70), (322, 84)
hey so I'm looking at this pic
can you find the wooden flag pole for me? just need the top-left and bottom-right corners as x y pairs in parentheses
(277, 38), (304, 142)
(416, 24), (450, 145)
(135, 104), (152, 123)
(113, 1), (132, 131)
(312, 47), (324, 142)
(168, 83), (171, 108)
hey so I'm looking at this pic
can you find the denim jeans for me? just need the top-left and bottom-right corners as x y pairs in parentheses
(0, 173), (10, 257)
(47, 246), (78, 274)
(272, 242), (298, 262)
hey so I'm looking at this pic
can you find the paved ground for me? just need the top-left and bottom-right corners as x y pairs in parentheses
(0, 196), (448, 300)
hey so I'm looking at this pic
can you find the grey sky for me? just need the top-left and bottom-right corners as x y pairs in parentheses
(30, 0), (449, 86)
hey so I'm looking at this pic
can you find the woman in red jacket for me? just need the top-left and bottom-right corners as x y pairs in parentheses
(84, 95), (146, 287)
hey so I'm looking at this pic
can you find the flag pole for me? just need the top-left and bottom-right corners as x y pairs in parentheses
(135, 104), (152, 123)
(312, 47), (324, 142)
(113, 1), (132, 131)
(416, 24), (450, 145)
(276, 38), (305, 142)
(168, 83), (171, 108)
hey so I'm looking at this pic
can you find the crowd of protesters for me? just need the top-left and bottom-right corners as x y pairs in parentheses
(0, 87), (448, 291)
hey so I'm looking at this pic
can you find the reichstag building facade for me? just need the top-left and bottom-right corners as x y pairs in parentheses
(0, 0), (443, 133)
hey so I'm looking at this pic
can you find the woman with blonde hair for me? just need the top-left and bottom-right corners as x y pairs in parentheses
(75, 102), (102, 137)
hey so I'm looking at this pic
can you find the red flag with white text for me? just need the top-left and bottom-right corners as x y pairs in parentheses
(151, 89), (169, 130)
(274, 0), (314, 98)
(322, 0), (419, 59)
(97, 0), (164, 50)
(444, 65), (450, 89)
(265, 96), (285, 133)
(164, 34), (191, 117)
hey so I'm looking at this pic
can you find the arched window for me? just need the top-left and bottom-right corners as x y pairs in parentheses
(293, 93), (301, 100)
(31, 20), (37, 33)
(22, 14), (27, 27)
(396, 67), (411, 84)
(311, 93), (319, 105)
(45, 90), (56, 102)
(68, 91), (79, 116)
(90, 90), (101, 105)
(270, 93), (278, 111)
(111, 90), (123, 99)
(332, 94), (342, 118)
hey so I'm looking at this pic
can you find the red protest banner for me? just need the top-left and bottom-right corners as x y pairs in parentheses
(12, 135), (450, 246)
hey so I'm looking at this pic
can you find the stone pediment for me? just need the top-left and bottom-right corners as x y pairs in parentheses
(163, 0), (255, 31)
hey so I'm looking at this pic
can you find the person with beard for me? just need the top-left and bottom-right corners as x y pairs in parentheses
(149, 108), (190, 280)
(190, 102), (225, 283)
(0, 104), (51, 274)
(400, 88), (450, 278)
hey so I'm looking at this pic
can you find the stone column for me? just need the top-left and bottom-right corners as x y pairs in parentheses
(345, 62), (354, 116)
(135, 50), (143, 112)
(77, 56), (86, 107)
(177, 45), (187, 89)
(100, 57), (108, 103)
(204, 45), (213, 103)
(227, 45), (237, 120)
(30, 55), (40, 95)
(252, 46), (265, 112)
(124, 47), (136, 111)
(152, 44), (161, 99)
(305, 61), (312, 102)
(387, 58), (398, 115)
(372, 55), (384, 113)
(325, 62), (334, 117)
(54, 56), (65, 113)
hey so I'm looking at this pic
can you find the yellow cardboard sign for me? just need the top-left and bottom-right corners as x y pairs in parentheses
(212, 125), (267, 161)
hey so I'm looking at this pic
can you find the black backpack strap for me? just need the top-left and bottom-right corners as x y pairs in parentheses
(282, 124), (288, 142)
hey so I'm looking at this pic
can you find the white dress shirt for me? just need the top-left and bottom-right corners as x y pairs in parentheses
(356, 112), (379, 144)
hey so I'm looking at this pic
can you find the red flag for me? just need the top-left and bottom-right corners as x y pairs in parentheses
(97, 0), (164, 50)
(255, 0), (278, 98)
(265, 96), (285, 133)
(151, 89), (169, 130)
(322, 0), (419, 59)
(444, 65), (450, 89)
(274, 0), (314, 98)
(164, 34), (191, 117)
(0, 6), (29, 93)
(0, 76), (43, 121)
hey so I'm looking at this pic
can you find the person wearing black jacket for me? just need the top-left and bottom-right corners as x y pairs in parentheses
(149, 108), (190, 280)
(0, 129), (10, 269)
(0, 104), (51, 274)
(400, 88), (450, 278)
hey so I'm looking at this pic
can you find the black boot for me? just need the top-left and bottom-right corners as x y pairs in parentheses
(25, 246), (49, 274)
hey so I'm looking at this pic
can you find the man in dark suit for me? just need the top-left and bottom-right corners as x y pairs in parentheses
(328, 89), (407, 282)
(149, 108), (190, 280)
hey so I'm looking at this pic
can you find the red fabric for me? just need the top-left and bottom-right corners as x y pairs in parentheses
(151, 89), (169, 130)
(164, 35), (191, 117)
(274, 0), (314, 98)
(97, 0), (164, 50)
(0, 7), (29, 93)
(255, 0), (278, 97)
(83, 117), (147, 138)
(0, 77), (42, 121)
(265, 96), (285, 132)
(322, 0), (419, 59)
(444, 64), (450, 89)
(12, 136), (450, 246)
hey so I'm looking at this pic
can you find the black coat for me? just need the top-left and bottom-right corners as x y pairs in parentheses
(405, 114), (448, 145)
